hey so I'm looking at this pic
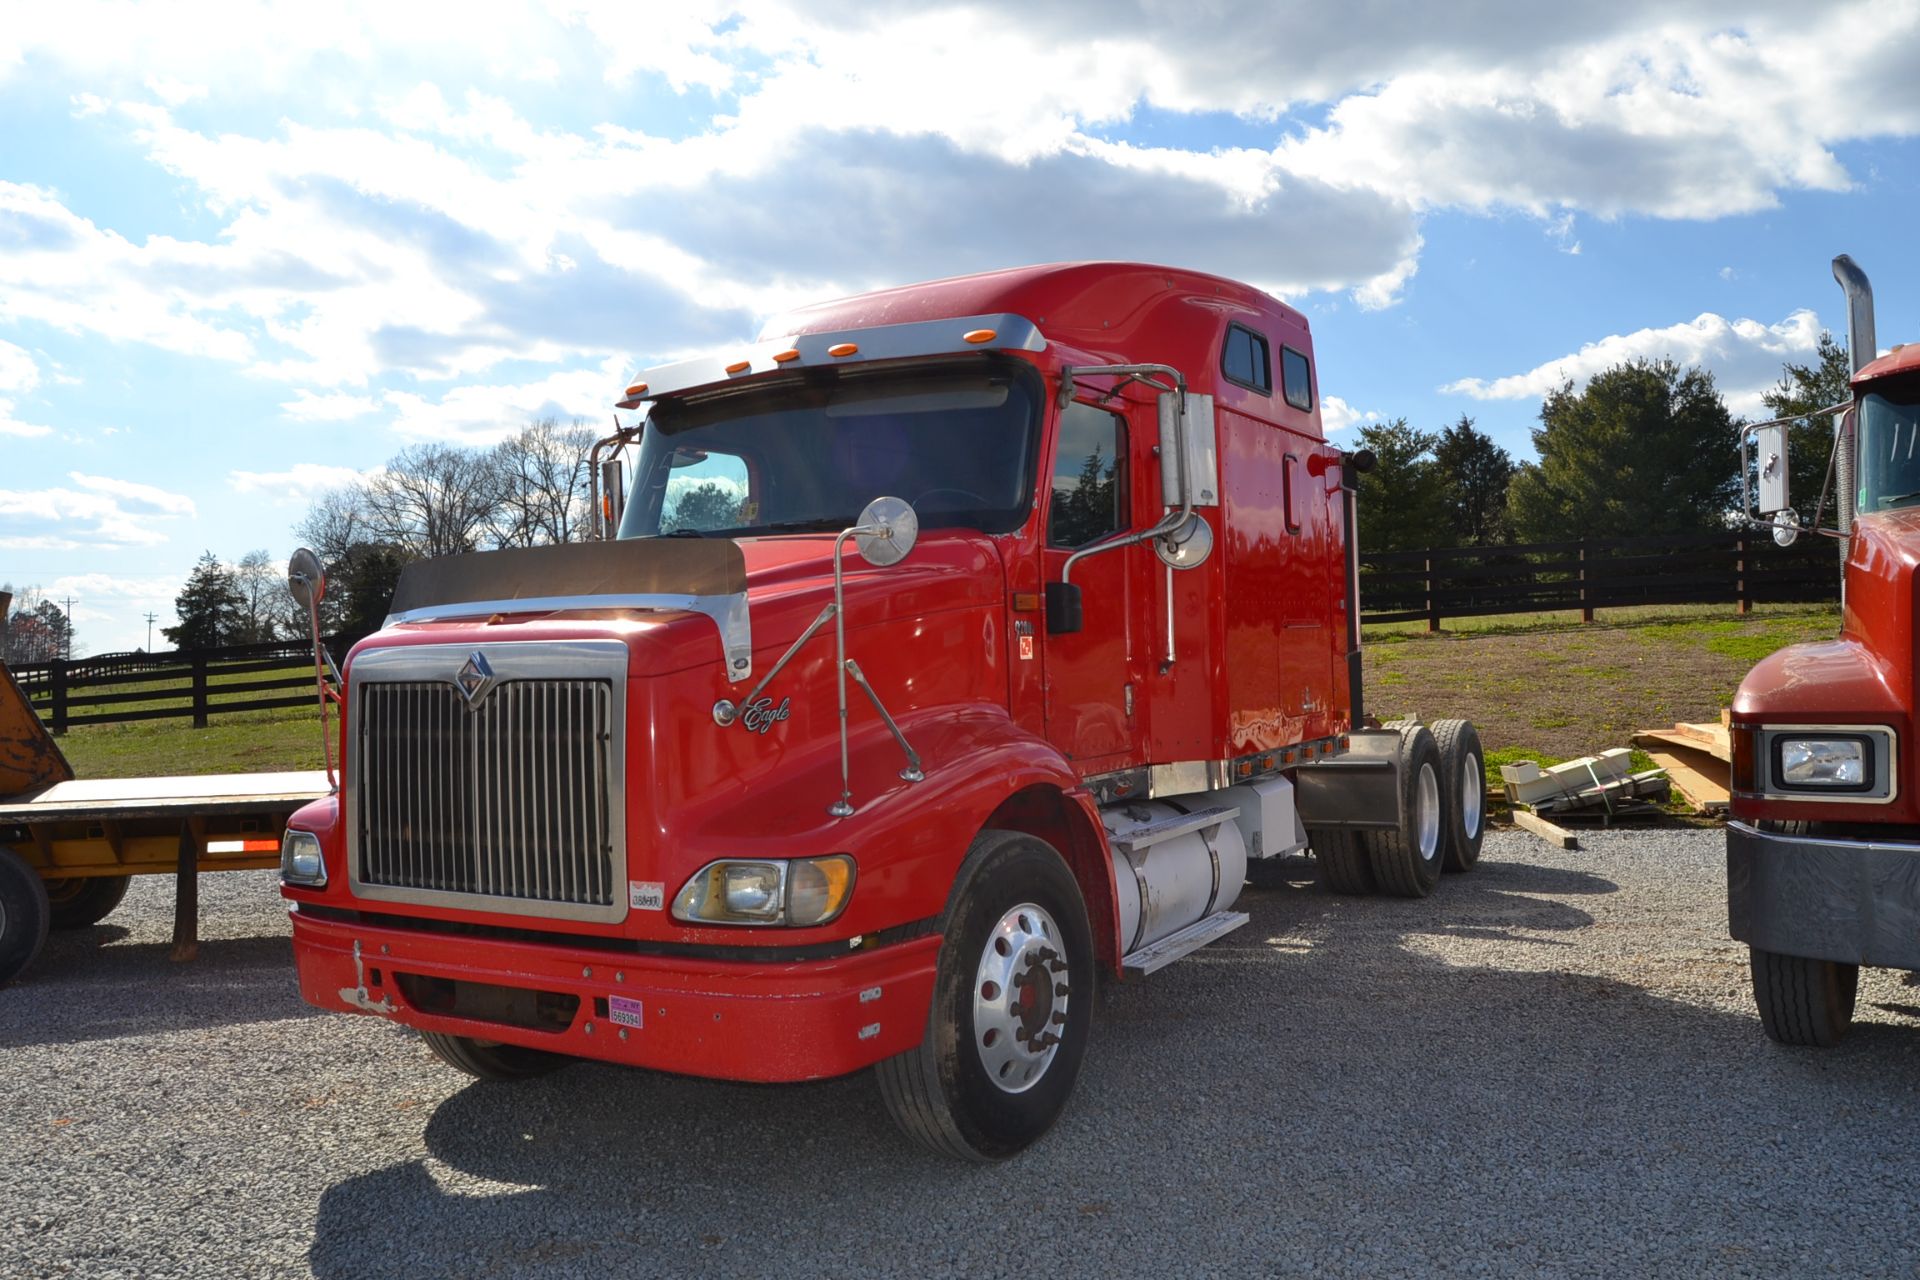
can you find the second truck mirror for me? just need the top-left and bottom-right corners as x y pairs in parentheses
(1157, 391), (1219, 508)
(1045, 582), (1083, 635)
(599, 458), (627, 538)
(1755, 420), (1790, 514)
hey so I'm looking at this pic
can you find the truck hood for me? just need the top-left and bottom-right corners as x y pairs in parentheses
(360, 531), (1006, 681)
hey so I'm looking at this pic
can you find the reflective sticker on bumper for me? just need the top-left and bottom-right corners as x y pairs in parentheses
(609, 995), (645, 1029)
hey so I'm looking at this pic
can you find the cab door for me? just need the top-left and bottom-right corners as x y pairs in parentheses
(1041, 400), (1145, 773)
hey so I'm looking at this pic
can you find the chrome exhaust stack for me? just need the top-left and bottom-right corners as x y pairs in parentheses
(1832, 255), (1876, 537)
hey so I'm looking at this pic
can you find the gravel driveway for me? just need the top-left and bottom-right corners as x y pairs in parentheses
(7, 829), (1920, 1279)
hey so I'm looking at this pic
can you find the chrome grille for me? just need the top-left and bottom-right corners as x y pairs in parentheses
(347, 641), (628, 922)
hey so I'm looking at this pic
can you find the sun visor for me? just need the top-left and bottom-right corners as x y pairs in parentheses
(385, 540), (754, 682)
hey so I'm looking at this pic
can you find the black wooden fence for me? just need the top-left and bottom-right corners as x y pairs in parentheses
(1359, 529), (1841, 629)
(11, 638), (338, 733)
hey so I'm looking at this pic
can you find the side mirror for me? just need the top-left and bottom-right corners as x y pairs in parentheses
(1157, 390), (1219, 508)
(1755, 420), (1790, 514)
(287, 548), (327, 611)
(1045, 581), (1083, 635)
(599, 458), (627, 539)
(854, 496), (919, 566)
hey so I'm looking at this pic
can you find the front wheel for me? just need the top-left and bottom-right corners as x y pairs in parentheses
(420, 1031), (570, 1081)
(1750, 947), (1858, 1047)
(876, 829), (1096, 1162)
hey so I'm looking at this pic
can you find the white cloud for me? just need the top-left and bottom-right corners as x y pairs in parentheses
(0, 399), (54, 438)
(1320, 396), (1380, 433)
(0, 339), (38, 392)
(228, 463), (376, 501)
(1442, 309), (1825, 417)
(382, 361), (626, 444)
(280, 390), (379, 421)
(0, 473), (195, 546)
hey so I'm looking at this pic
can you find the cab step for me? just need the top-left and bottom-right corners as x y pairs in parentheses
(1121, 910), (1250, 977)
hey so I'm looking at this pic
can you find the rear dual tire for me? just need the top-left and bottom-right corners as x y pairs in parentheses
(0, 848), (51, 986)
(1312, 719), (1484, 896)
(44, 874), (131, 929)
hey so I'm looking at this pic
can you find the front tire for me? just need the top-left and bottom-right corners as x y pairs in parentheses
(1750, 947), (1857, 1047)
(0, 848), (51, 986)
(420, 1031), (569, 1081)
(44, 874), (132, 929)
(876, 829), (1096, 1162)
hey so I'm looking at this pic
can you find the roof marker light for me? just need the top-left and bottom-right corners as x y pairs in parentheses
(963, 329), (997, 344)
(772, 348), (801, 363)
(726, 360), (751, 375)
(828, 343), (859, 357)
(624, 382), (648, 398)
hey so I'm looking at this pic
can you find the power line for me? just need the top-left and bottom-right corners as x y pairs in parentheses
(144, 611), (157, 652)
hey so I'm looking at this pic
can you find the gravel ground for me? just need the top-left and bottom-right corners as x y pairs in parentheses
(7, 829), (1920, 1280)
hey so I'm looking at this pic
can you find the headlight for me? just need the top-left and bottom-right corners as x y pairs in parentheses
(1776, 736), (1870, 789)
(280, 829), (327, 886)
(671, 856), (856, 927)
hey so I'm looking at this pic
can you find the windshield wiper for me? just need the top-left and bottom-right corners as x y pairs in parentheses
(1877, 491), (1920, 509)
(757, 518), (852, 534)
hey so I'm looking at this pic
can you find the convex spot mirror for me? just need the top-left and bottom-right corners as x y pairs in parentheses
(1157, 390), (1219, 508)
(855, 496), (918, 566)
(287, 547), (327, 610)
(1154, 512), (1214, 570)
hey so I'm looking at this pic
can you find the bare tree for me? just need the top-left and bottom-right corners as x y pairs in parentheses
(488, 417), (598, 547)
(364, 444), (503, 558)
(0, 583), (74, 664)
(232, 549), (284, 642)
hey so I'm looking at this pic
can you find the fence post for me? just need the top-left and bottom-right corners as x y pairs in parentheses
(1736, 533), (1751, 615)
(190, 652), (209, 729)
(1425, 556), (1440, 633)
(1579, 540), (1594, 624)
(49, 659), (68, 735)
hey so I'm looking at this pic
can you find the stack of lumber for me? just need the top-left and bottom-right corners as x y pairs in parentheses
(1499, 749), (1672, 816)
(1630, 717), (1730, 813)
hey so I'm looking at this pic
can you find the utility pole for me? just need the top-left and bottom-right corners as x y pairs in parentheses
(61, 596), (75, 660)
(144, 611), (157, 652)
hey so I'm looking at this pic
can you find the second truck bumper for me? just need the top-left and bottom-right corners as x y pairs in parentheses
(1727, 820), (1920, 971)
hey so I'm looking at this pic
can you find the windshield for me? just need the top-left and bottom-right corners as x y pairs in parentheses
(1857, 381), (1920, 514)
(617, 359), (1042, 540)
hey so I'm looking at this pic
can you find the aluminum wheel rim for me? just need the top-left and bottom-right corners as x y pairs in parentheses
(972, 902), (1070, 1094)
(1416, 761), (1441, 861)
(1460, 752), (1483, 838)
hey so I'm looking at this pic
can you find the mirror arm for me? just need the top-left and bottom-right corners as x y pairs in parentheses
(1057, 362), (1195, 587)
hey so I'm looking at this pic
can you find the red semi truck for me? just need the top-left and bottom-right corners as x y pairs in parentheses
(1731, 255), (1920, 1046)
(277, 263), (1487, 1160)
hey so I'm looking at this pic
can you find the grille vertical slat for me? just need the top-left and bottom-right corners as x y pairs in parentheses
(356, 676), (614, 909)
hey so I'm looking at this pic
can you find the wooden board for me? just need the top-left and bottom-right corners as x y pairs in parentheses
(1513, 810), (1579, 849)
(1640, 746), (1729, 812)
(1633, 727), (1731, 765)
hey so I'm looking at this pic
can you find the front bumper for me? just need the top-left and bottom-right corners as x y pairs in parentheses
(1727, 821), (1920, 971)
(290, 909), (940, 1082)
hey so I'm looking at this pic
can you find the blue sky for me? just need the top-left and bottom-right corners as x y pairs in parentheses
(3, 0), (1918, 654)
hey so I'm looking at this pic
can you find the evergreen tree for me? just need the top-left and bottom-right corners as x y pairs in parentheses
(1507, 359), (1739, 542)
(1761, 331), (1852, 524)
(1432, 416), (1516, 544)
(1354, 418), (1451, 552)
(163, 552), (245, 650)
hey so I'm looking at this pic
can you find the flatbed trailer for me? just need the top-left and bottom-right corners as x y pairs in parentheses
(0, 657), (329, 983)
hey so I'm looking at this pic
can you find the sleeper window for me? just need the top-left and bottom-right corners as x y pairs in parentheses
(1222, 324), (1272, 394)
(1281, 346), (1314, 413)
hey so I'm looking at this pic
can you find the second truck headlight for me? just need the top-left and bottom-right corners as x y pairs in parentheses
(280, 829), (327, 886)
(1778, 737), (1868, 787)
(672, 856), (856, 927)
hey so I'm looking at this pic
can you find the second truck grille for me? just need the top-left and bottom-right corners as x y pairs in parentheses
(356, 679), (615, 908)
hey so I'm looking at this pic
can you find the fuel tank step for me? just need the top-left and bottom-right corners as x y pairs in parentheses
(1120, 909), (1250, 977)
